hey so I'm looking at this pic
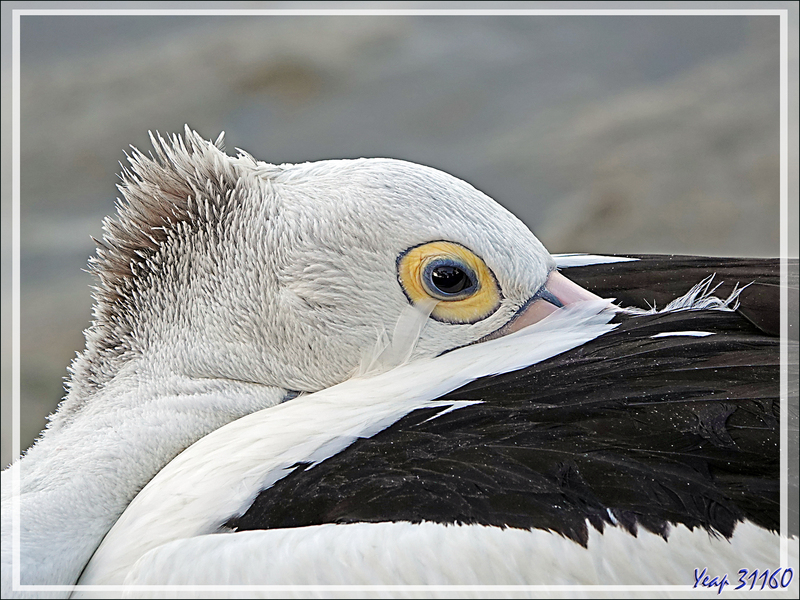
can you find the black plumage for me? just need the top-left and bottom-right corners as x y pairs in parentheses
(563, 254), (791, 336)
(225, 256), (796, 546)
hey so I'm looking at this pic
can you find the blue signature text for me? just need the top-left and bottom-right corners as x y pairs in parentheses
(694, 567), (794, 594)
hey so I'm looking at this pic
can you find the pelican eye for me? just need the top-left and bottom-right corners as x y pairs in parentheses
(423, 260), (477, 300)
(397, 241), (501, 324)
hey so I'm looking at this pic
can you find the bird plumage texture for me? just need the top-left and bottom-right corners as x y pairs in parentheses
(2, 127), (796, 598)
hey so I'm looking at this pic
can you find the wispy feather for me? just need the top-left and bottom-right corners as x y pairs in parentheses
(620, 274), (746, 315)
(356, 298), (439, 376)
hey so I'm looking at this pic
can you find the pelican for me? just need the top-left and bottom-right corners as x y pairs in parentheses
(1, 127), (796, 597)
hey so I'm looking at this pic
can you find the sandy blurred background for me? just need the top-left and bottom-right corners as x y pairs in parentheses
(2, 2), (798, 469)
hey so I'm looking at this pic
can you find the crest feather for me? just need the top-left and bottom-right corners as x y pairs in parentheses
(90, 126), (239, 307)
(52, 128), (273, 416)
(60, 127), (253, 401)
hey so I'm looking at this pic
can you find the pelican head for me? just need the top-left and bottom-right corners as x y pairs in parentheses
(60, 127), (596, 417)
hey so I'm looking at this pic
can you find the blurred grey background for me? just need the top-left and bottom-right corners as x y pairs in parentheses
(2, 2), (799, 468)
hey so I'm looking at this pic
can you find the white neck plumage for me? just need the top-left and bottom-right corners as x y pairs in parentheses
(1, 368), (287, 596)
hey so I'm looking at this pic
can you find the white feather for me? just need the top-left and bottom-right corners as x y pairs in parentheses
(552, 253), (639, 268)
(620, 275), (745, 315)
(68, 522), (798, 597)
(650, 331), (714, 338)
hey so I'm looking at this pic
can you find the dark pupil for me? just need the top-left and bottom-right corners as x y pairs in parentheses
(431, 266), (470, 295)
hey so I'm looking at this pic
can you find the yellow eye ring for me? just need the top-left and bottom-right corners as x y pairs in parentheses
(397, 241), (501, 324)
